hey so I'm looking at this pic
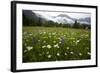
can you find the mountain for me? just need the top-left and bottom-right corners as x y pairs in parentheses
(23, 10), (38, 20)
(23, 10), (47, 26)
(56, 14), (75, 21)
(78, 17), (91, 24)
(23, 10), (91, 25)
(34, 12), (91, 25)
(54, 14), (75, 24)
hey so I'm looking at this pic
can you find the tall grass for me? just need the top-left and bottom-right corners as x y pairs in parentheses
(23, 27), (91, 63)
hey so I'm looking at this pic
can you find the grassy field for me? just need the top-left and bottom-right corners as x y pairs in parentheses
(22, 27), (91, 63)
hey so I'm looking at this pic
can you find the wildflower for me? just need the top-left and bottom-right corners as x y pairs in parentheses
(54, 44), (59, 48)
(38, 40), (40, 42)
(87, 52), (91, 55)
(49, 33), (51, 35)
(48, 55), (51, 58)
(26, 39), (29, 42)
(73, 40), (75, 43)
(70, 38), (75, 40)
(43, 37), (47, 39)
(65, 53), (67, 55)
(46, 51), (49, 54)
(24, 43), (27, 46)
(43, 41), (46, 43)
(75, 39), (80, 45)
(52, 32), (56, 35)
(26, 46), (33, 51)
(53, 41), (56, 43)
(86, 47), (89, 49)
(63, 35), (66, 37)
(85, 34), (88, 37)
(43, 32), (46, 34)
(39, 54), (42, 56)
(47, 45), (51, 49)
(57, 53), (60, 56)
(23, 32), (27, 35)
(66, 47), (69, 50)
(42, 46), (46, 48)
(79, 53), (82, 56)
(58, 37), (61, 40)
(76, 40), (80, 43)
(24, 50), (27, 53)
(70, 51), (74, 54)
(40, 32), (42, 34)
(29, 33), (33, 36)
(59, 42), (61, 44)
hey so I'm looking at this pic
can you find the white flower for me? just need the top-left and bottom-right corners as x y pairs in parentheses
(26, 46), (33, 51)
(43, 32), (46, 34)
(61, 33), (63, 35)
(39, 54), (42, 56)
(75, 40), (80, 45)
(70, 38), (75, 40)
(49, 33), (51, 35)
(52, 32), (56, 35)
(38, 40), (40, 42)
(23, 32), (27, 35)
(54, 44), (59, 48)
(57, 53), (60, 56)
(86, 47), (89, 49)
(24, 50), (27, 53)
(63, 35), (66, 37)
(40, 32), (42, 34)
(70, 52), (74, 54)
(79, 53), (82, 56)
(42, 46), (46, 48)
(87, 52), (91, 55)
(85, 34), (88, 37)
(48, 55), (51, 58)
(66, 47), (69, 50)
(59, 42), (61, 44)
(24, 43), (27, 46)
(76, 40), (80, 43)
(58, 38), (61, 40)
(43, 37), (47, 39)
(53, 41), (56, 43)
(43, 41), (46, 43)
(73, 40), (75, 43)
(65, 53), (67, 55)
(29, 33), (33, 36)
(46, 51), (49, 54)
(47, 45), (51, 49)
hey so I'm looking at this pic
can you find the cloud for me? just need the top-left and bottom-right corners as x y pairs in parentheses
(33, 10), (91, 19)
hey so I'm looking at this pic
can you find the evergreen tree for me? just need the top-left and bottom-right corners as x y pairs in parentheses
(73, 20), (81, 28)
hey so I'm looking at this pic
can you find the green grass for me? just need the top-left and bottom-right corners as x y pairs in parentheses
(22, 26), (91, 63)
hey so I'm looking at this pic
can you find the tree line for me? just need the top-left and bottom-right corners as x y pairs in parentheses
(23, 14), (91, 29)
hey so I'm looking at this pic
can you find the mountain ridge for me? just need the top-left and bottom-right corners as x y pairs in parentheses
(23, 10), (91, 25)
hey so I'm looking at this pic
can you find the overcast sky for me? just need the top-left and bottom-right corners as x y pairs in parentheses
(33, 11), (91, 19)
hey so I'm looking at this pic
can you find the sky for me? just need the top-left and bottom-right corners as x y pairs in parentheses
(33, 10), (91, 19)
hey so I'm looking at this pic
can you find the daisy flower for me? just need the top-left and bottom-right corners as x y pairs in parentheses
(48, 55), (51, 58)
(47, 45), (51, 49)
(26, 46), (33, 51)
(57, 53), (60, 56)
